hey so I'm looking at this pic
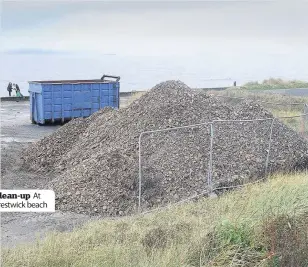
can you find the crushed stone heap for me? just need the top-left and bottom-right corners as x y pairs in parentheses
(22, 80), (308, 216)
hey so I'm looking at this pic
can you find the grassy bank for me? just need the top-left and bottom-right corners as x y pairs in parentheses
(2, 172), (308, 267)
(208, 89), (308, 134)
(241, 78), (308, 90)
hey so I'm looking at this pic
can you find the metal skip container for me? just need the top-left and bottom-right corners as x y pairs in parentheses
(28, 75), (120, 124)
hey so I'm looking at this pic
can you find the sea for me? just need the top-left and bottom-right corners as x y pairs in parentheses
(1, 52), (308, 97)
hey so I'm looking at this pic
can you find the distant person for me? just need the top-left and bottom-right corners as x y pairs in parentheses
(15, 84), (23, 97)
(233, 81), (237, 87)
(12, 83), (16, 96)
(7, 82), (12, 96)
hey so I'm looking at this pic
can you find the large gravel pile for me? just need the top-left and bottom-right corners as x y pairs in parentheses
(22, 81), (308, 215)
(22, 107), (115, 172)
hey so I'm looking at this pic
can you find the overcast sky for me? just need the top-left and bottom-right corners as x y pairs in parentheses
(2, 1), (308, 56)
(1, 1), (308, 95)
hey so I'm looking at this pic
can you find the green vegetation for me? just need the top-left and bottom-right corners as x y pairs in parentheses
(3, 172), (308, 267)
(242, 78), (308, 90)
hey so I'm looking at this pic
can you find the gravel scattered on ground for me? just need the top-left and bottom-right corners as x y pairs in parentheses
(22, 80), (308, 216)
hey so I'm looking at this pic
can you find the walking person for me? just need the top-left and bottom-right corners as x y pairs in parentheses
(7, 82), (13, 96)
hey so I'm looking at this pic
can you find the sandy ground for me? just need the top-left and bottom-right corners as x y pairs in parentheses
(1, 101), (95, 248)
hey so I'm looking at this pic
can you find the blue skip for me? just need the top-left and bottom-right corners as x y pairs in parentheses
(29, 75), (120, 124)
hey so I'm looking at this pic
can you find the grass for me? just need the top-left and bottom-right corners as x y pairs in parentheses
(242, 78), (308, 90)
(2, 172), (308, 267)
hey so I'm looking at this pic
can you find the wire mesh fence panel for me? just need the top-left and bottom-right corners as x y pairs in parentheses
(139, 124), (210, 211)
(210, 119), (274, 191)
(278, 115), (307, 137)
(261, 102), (305, 114)
(213, 94), (308, 136)
(266, 118), (308, 173)
(262, 102), (307, 139)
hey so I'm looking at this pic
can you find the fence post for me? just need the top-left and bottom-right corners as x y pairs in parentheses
(265, 118), (275, 178)
(207, 123), (214, 192)
(304, 104), (308, 138)
(138, 132), (143, 213)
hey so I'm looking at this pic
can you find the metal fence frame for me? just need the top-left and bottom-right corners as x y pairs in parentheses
(138, 112), (308, 213)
